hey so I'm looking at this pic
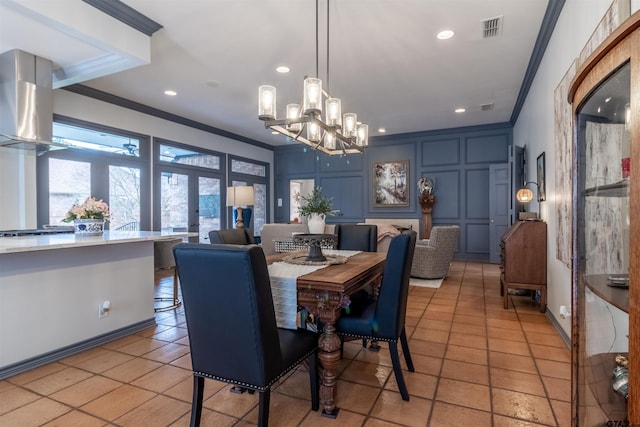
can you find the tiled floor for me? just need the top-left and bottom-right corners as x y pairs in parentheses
(0, 261), (571, 426)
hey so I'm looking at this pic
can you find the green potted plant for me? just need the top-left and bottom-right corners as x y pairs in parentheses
(296, 187), (333, 234)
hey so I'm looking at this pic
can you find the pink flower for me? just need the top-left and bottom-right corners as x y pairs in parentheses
(62, 197), (110, 223)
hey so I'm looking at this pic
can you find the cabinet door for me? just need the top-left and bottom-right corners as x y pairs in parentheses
(575, 59), (630, 425)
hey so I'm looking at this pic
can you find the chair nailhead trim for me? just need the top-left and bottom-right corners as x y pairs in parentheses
(193, 349), (316, 391)
(338, 332), (396, 343)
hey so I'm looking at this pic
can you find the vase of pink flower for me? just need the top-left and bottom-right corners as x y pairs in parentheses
(62, 197), (110, 236)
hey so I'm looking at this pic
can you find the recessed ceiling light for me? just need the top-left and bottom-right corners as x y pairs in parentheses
(604, 96), (612, 102)
(164, 90), (177, 96)
(378, 128), (386, 133)
(437, 30), (455, 40)
(271, 131), (279, 135)
(455, 108), (466, 113)
(276, 66), (290, 73)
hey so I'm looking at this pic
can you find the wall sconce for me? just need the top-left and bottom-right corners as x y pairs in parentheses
(516, 181), (540, 203)
(516, 181), (540, 220)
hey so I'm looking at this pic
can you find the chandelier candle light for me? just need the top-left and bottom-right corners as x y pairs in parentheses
(258, 0), (368, 155)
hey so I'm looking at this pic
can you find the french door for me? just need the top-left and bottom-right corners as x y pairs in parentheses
(228, 156), (269, 238)
(154, 166), (223, 243)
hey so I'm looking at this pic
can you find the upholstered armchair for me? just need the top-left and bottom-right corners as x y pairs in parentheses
(410, 225), (459, 279)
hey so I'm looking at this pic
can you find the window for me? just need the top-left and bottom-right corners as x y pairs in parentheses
(228, 156), (269, 236)
(53, 122), (141, 156)
(109, 165), (141, 230)
(231, 159), (266, 177)
(37, 117), (151, 230)
(159, 143), (220, 169)
(48, 159), (91, 225)
(154, 138), (225, 242)
(38, 118), (270, 238)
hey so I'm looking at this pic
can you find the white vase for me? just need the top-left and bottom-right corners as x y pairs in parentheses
(307, 213), (326, 234)
(73, 219), (105, 236)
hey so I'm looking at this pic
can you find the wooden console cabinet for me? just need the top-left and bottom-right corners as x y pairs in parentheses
(500, 220), (547, 312)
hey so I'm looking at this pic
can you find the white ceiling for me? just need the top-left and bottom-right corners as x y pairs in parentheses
(0, 0), (551, 147)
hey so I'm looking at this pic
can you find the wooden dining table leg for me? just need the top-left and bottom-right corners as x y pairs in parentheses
(299, 289), (344, 418)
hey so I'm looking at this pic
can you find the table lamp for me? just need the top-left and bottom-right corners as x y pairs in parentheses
(227, 186), (254, 228)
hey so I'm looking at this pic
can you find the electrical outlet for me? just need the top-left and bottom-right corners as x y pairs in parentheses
(98, 300), (111, 318)
(559, 305), (571, 319)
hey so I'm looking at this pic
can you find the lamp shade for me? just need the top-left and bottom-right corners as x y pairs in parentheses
(258, 85), (276, 120)
(303, 77), (322, 114)
(325, 98), (342, 126)
(343, 113), (357, 138)
(516, 188), (534, 203)
(227, 186), (255, 207)
(324, 132), (336, 150)
(356, 123), (369, 147)
(307, 121), (321, 142)
(286, 103), (302, 131)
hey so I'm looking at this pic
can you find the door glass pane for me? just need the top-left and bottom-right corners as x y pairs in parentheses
(198, 177), (221, 242)
(576, 61), (630, 424)
(160, 171), (188, 232)
(109, 166), (141, 231)
(48, 158), (90, 225)
(253, 183), (266, 236)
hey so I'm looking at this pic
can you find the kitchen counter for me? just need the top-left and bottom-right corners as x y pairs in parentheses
(0, 230), (192, 253)
(0, 230), (193, 378)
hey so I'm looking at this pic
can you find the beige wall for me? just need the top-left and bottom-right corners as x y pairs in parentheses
(513, 0), (634, 337)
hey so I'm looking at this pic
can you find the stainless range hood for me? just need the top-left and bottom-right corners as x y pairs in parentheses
(0, 49), (64, 153)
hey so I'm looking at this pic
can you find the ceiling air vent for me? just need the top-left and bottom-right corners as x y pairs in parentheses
(482, 16), (503, 38)
(481, 103), (495, 111)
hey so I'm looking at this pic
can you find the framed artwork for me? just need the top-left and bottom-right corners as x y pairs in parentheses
(537, 152), (546, 202)
(374, 160), (409, 206)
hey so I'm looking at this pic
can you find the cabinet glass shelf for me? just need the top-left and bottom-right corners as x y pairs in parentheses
(584, 274), (629, 313)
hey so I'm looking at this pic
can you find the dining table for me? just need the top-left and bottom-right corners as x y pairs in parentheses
(266, 249), (386, 418)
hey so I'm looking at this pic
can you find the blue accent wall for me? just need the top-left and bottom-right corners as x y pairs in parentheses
(274, 123), (512, 261)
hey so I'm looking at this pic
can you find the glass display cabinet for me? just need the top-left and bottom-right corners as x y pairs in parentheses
(569, 12), (640, 426)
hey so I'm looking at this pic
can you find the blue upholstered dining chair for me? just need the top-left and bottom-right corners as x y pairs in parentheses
(332, 223), (380, 347)
(208, 228), (255, 244)
(173, 243), (319, 427)
(335, 230), (417, 401)
(334, 224), (377, 252)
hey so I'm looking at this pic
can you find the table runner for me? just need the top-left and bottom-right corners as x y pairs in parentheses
(268, 250), (360, 329)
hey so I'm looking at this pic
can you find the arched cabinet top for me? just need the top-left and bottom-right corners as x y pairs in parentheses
(569, 9), (640, 104)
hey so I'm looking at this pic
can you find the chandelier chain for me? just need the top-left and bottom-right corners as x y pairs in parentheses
(257, 0), (368, 155)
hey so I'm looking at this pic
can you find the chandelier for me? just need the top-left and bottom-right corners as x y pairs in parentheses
(257, 0), (368, 155)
